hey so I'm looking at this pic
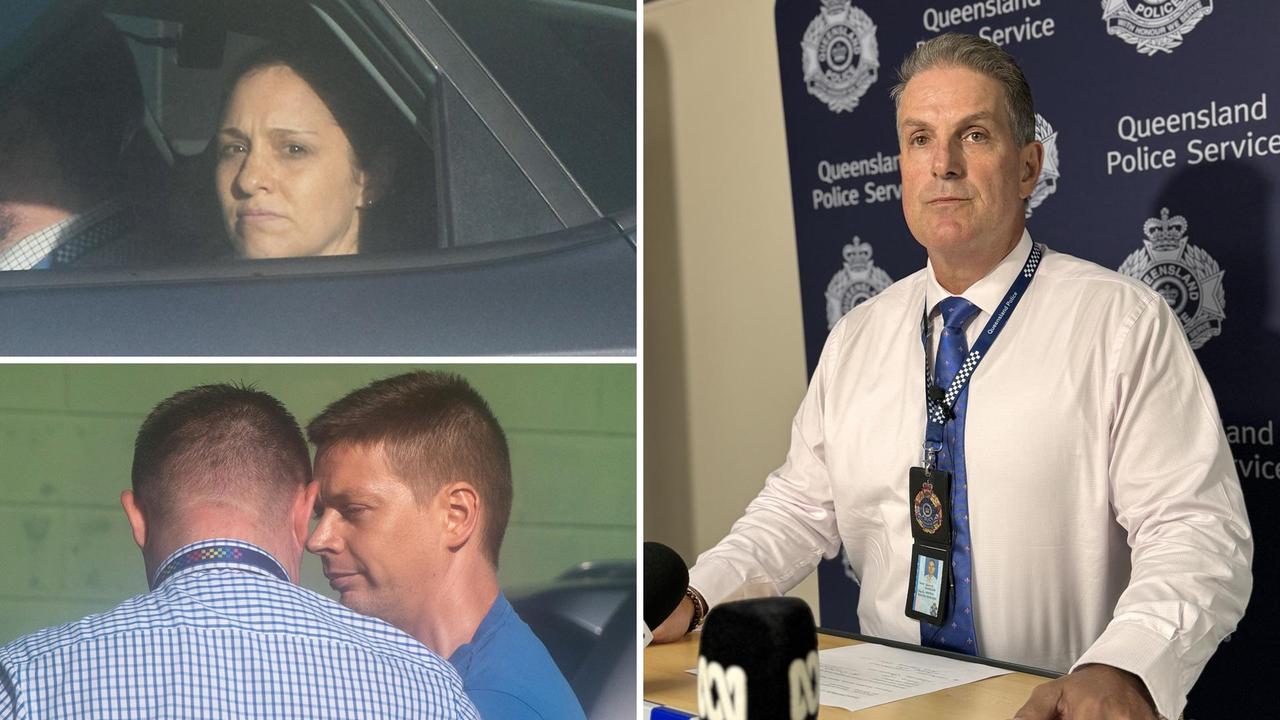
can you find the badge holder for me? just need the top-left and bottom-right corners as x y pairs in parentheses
(905, 542), (951, 624)
(905, 456), (953, 625)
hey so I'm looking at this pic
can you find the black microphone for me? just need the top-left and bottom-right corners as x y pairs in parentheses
(643, 541), (688, 645)
(696, 597), (819, 720)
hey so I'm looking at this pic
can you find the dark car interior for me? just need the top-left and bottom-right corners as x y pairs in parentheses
(0, 0), (635, 355)
(1, 0), (635, 272)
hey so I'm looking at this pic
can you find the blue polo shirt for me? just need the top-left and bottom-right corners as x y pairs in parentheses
(448, 592), (586, 719)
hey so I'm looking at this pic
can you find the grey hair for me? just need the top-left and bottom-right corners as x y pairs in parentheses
(889, 33), (1036, 146)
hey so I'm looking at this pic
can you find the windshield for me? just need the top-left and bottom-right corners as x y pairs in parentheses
(431, 0), (635, 216)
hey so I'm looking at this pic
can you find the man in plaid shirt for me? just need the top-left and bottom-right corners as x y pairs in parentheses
(0, 384), (478, 719)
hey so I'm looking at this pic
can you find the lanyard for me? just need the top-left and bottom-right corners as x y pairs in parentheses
(151, 543), (289, 589)
(919, 242), (1044, 469)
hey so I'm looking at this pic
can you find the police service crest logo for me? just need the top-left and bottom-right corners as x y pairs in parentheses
(1118, 208), (1225, 349)
(913, 482), (943, 535)
(802, 0), (879, 114)
(1101, 0), (1213, 56)
(1026, 114), (1059, 218)
(826, 236), (893, 329)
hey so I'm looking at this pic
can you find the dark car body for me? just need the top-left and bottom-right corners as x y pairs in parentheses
(511, 560), (636, 720)
(0, 0), (635, 355)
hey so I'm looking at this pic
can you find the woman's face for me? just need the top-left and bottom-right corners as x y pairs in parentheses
(216, 64), (370, 258)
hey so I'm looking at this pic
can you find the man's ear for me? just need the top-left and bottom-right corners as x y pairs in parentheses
(291, 481), (321, 549)
(120, 490), (147, 549)
(1019, 140), (1045, 199)
(440, 482), (480, 551)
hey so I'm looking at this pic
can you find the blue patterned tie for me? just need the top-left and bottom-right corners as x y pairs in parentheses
(923, 297), (980, 655)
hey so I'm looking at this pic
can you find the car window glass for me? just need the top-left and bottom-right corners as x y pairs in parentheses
(431, 0), (636, 217)
(0, 0), (629, 276)
(441, 80), (563, 246)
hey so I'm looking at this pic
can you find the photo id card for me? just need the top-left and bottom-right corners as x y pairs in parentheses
(905, 542), (950, 625)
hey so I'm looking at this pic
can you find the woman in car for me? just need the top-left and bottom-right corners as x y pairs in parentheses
(213, 44), (410, 258)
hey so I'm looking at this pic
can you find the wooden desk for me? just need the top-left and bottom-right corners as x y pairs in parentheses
(645, 631), (1055, 719)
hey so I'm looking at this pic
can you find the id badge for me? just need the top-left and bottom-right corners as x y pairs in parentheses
(909, 466), (951, 545)
(905, 542), (951, 625)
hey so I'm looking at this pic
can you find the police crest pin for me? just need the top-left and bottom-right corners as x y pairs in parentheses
(913, 481), (943, 534)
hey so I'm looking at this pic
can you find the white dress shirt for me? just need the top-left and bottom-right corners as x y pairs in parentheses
(688, 231), (1252, 719)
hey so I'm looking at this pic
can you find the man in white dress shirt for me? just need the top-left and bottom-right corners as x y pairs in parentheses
(651, 34), (1251, 720)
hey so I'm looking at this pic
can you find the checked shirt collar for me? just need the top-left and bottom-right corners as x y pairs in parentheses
(0, 197), (128, 271)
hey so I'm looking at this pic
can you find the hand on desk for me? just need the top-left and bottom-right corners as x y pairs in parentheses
(1012, 663), (1157, 720)
(652, 595), (694, 643)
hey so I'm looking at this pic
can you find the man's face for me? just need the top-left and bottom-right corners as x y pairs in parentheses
(307, 443), (446, 632)
(897, 65), (1040, 258)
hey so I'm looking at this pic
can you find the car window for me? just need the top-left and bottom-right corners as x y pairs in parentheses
(0, 0), (634, 278)
(431, 0), (636, 217)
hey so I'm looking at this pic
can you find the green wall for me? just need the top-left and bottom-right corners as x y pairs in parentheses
(0, 363), (635, 643)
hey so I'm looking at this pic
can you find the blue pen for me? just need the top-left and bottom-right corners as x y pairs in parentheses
(650, 706), (697, 719)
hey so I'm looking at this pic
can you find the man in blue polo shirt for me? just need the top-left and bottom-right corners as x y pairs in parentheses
(0, 384), (478, 719)
(306, 371), (585, 719)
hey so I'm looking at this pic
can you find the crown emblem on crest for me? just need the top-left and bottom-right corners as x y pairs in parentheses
(826, 236), (893, 329)
(1142, 208), (1189, 256)
(843, 236), (873, 268)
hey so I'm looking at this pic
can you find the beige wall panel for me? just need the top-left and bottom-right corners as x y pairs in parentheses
(645, 0), (820, 616)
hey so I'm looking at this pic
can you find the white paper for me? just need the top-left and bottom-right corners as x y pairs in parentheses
(682, 643), (1013, 713)
(817, 643), (1011, 712)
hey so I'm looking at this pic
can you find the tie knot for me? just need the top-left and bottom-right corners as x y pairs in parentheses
(938, 297), (979, 331)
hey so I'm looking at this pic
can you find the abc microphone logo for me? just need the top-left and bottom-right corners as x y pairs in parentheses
(696, 597), (820, 719)
(788, 650), (820, 719)
(697, 657), (747, 720)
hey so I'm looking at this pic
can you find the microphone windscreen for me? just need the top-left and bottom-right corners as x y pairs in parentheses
(643, 541), (689, 630)
(697, 597), (819, 720)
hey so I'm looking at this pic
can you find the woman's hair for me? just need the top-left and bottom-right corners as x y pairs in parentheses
(217, 42), (432, 253)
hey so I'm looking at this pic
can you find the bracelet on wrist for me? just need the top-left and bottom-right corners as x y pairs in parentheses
(685, 586), (709, 634)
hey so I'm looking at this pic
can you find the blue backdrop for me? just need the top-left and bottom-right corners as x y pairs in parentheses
(774, 1), (1276, 714)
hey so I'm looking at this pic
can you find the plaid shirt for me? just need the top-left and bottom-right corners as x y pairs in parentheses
(0, 198), (132, 271)
(0, 539), (479, 719)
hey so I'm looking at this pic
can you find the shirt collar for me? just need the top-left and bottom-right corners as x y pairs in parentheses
(152, 538), (290, 589)
(448, 592), (510, 667)
(924, 229), (1033, 317)
(0, 198), (124, 271)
